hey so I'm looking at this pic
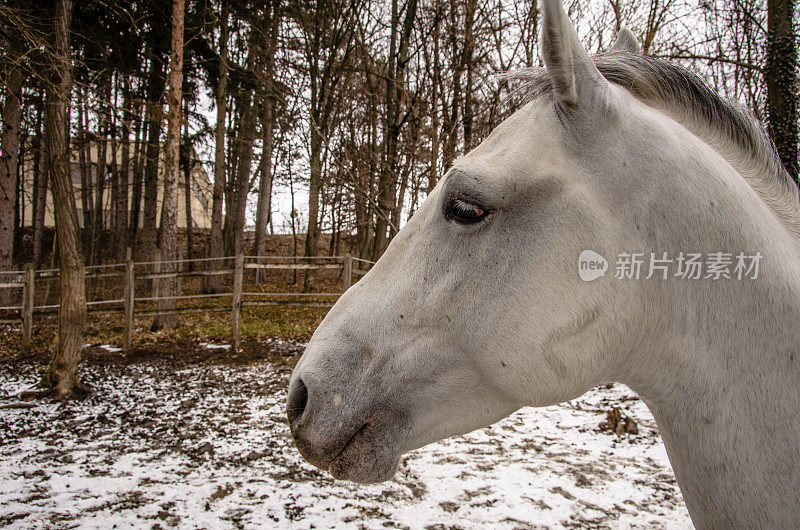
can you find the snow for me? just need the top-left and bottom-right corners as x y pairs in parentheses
(199, 342), (232, 350)
(0, 356), (691, 529)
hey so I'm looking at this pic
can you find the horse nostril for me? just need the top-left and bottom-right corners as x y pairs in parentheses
(287, 377), (308, 428)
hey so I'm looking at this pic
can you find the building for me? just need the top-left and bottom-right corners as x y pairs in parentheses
(21, 141), (213, 230)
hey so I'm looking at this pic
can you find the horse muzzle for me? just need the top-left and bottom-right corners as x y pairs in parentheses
(286, 370), (401, 483)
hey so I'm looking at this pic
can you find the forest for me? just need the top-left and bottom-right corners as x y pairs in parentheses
(0, 0), (797, 394)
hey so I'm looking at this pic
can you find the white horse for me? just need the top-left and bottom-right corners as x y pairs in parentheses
(287, 0), (800, 527)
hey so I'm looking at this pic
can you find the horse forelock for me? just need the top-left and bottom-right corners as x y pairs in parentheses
(502, 52), (800, 236)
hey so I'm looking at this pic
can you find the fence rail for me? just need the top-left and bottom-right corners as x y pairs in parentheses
(0, 253), (374, 354)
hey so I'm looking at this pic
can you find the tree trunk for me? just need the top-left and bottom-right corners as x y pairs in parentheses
(91, 75), (111, 265)
(108, 82), (119, 236)
(139, 55), (166, 263)
(29, 98), (45, 262)
(128, 98), (145, 249)
(301, 5), (324, 291)
(461, 0), (476, 152)
(77, 96), (92, 256)
(13, 144), (21, 261)
(427, 3), (441, 193)
(254, 100), (275, 282)
(442, 0), (463, 173)
(108, 109), (120, 254)
(152, 0), (185, 331)
(371, 0), (400, 261)
(254, 1), (279, 283)
(205, 1), (228, 293)
(116, 78), (131, 261)
(372, 0), (418, 260)
(289, 170), (298, 283)
(254, 104), (275, 241)
(0, 38), (24, 274)
(298, 0), (360, 289)
(41, 0), (88, 398)
(357, 82), (379, 260)
(226, 93), (257, 257)
(32, 141), (49, 270)
(181, 113), (194, 267)
(353, 144), (368, 256)
(766, 0), (799, 181)
(303, 124), (323, 291)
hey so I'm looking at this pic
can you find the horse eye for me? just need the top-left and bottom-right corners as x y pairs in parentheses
(445, 197), (489, 225)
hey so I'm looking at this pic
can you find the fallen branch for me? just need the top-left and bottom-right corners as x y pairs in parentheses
(17, 388), (54, 400)
(0, 401), (37, 409)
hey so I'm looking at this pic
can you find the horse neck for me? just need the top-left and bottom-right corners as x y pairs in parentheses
(620, 166), (800, 528)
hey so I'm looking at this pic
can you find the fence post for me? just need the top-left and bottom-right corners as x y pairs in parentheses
(21, 263), (34, 353)
(123, 260), (135, 354)
(342, 254), (353, 292)
(232, 253), (244, 351)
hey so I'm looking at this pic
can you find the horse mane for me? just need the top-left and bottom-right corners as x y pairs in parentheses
(505, 51), (800, 234)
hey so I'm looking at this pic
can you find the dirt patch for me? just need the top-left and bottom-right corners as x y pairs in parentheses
(1, 335), (304, 372)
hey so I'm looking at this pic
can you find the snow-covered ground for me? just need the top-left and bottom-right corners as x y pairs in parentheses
(0, 352), (691, 529)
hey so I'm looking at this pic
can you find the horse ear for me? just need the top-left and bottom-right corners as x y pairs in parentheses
(612, 27), (641, 53)
(539, 0), (606, 108)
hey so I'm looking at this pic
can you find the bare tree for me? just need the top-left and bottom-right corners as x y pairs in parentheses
(129, 96), (145, 250)
(152, 0), (185, 331)
(424, 0), (443, 193)
(205, 0), (228, 293)
(293, 0), (361, 291)
(372, 0), (419, 259)
(181, 111), (194, 265)
(40, 0), (88, 398)
(224, 84), (257, 257)
(138, 49), (166, 263)
(254, 0), (281, 281)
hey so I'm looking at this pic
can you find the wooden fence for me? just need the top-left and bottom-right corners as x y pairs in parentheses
(0, 254), (375, 354)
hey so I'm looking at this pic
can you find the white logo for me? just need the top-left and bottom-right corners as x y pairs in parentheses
(578, 250), (608, 282)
